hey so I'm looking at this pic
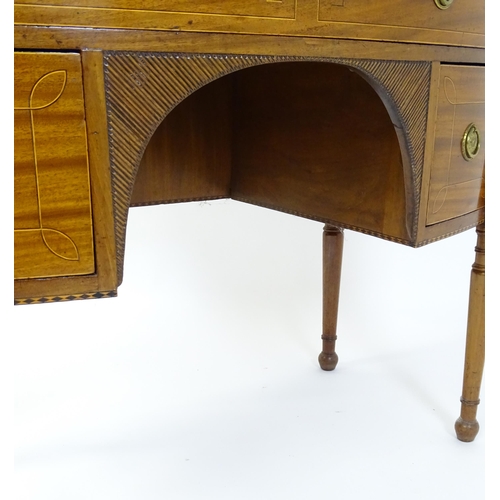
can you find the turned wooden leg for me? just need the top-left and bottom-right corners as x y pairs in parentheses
(455, 223), (485, 442)
(318, 225), (344, 371)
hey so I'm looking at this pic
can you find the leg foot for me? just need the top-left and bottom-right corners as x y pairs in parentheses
(455, 415), (480, 443)
(318, 349), (338, 371)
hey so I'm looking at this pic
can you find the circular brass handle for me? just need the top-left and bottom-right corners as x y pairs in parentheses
(434, 0), (454, 9)
(461, 123), (480, 161)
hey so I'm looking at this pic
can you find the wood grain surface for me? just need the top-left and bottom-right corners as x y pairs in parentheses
(425, 65), (485, 226)
(14, 0), (484, 47)
(131, 76), (233, 206)
(14, 52), (95, 280)
(231, 62), (410, 241)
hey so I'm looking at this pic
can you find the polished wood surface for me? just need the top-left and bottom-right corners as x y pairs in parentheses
(14, 0), (484, 47)
(317, 0), (483, 37)
(131, 76), (233, 207)
(16, 0), (297, 18)
(80, 50), (118, 293)
(13, 0), (485, 441)
(14, 50), (118, 302)
(13, 26), (486, 65)
(231, 62), (409, 242)
(14, 52), (94, 280)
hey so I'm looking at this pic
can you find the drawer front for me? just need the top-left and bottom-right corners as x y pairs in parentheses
(319, 0), (483, 36)
(14, 52), (95, 279)
(425, 65), (485, 226)
(14, 1), (483, 47)
(13, 0), (296, 18)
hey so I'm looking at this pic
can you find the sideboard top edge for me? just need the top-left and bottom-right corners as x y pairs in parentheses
(14, 26), (486, 65)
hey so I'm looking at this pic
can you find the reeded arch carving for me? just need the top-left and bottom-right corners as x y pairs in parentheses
(103, 52), (431, 283)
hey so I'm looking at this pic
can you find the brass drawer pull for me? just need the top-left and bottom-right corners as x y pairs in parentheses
(462, 123), (481, 161)
(434, 0), (454, 8)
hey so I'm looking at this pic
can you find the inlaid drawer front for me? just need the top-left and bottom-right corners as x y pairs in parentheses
(425, 65), (485, 226)
(14, 0), (483, 47)
(319, 0), (484, 37)
(14, 52), (95, 279)
(14, 0), (296, 18)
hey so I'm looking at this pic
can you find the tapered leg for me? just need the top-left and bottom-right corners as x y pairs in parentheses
(318, 225), (344, 371)
(455, 223), (485, 442)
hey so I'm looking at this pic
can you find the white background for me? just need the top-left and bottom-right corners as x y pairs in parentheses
(8, 199), (490, 499)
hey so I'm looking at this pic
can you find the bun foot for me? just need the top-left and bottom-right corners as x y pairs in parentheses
(318, 351), (338, 371)
(455, 417), (480, 442)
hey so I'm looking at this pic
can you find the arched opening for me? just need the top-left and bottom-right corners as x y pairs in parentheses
(130, 61), (409, 242)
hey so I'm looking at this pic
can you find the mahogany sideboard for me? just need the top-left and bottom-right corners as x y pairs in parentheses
(14, 0), (485, 442)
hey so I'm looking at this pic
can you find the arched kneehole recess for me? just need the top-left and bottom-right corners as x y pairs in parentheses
(104, 54), (432, 284)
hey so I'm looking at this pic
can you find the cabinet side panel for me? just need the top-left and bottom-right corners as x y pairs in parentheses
(131, 75), (233, 206)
